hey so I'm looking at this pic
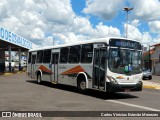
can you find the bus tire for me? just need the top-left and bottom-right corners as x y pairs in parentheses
(78, 79), (87, 93)
(37, 74), (42, 84)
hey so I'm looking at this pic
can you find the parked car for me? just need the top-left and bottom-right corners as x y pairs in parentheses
(142, 68), (152, 80)
(14, 60), (27, 67)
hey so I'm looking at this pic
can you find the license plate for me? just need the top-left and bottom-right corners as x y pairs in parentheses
(125, 89), (131, 92)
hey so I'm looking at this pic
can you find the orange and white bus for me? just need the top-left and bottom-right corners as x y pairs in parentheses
(27, 37), (143, 93)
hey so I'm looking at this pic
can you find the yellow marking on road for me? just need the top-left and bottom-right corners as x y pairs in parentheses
(143, 86), (156, 89)
(143, 81), (160, 90)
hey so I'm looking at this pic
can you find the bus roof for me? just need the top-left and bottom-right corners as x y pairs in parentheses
(29, 37), (141, 52)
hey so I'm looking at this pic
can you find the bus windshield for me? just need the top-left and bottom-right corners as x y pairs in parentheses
(108, 48), (142, 75)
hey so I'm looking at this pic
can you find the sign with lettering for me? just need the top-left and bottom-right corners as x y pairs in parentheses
(0, 27), (32, 49)
(109, 39), (141, 50)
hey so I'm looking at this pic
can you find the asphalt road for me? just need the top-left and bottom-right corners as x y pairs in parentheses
(0, 73), (160, 120)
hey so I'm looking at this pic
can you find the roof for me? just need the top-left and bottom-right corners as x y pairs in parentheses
(0, 39), (29, 51)
(152, 43), (160, 47)
(143, 48), (155, 56)
(29, 37), (141, 52)
(0, 27), (33, 51)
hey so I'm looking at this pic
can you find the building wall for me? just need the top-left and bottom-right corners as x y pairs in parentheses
(151, 45), (160, 74)
(155, 62), (160, 74)
(152, 46), (160, 58)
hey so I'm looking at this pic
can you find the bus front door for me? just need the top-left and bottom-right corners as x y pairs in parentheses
(31, 54), (36, 79)
(51, 53), (59, 83)
(93, 48), (107, 90)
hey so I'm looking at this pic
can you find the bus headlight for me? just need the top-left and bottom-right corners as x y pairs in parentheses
(107, 76), (118, 84)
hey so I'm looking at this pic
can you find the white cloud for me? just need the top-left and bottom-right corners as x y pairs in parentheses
(130, 0), (160, 21)
(0, 0), (9, 18)
(93, 22), (121, 38)
(83, 0), (124, 20)
(73, 16), (93, 34)
(131, 19), (141, 27)
(32, 43), (41, 49)
(2, 0), (159, 49)
(149, 21), (160, 34)
(43, 0), (74, 25)
(152, 35), (160, 45)
(127, 24), (142, 41)
(31, 28), (45, 40)
(41, 36), (54, 47)
(126, 22), (152, 44)
(141, 32), (152, 44)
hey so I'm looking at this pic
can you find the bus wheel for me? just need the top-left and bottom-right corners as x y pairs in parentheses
(78, 80), (86, 93)
(37, 74), (42, 84)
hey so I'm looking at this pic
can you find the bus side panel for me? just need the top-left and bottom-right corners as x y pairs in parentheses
(58, 64), (93, 88)
(27, 63), (31, 77)
(30, 53), (37, 79)
(40, 63), (52, 82)
(79, 64), (93, 88)
(58, 64), (74, 86)
(27, 52), (32, 78)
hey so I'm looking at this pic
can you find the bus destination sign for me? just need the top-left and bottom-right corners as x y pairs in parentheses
(109, 39), (141, 50)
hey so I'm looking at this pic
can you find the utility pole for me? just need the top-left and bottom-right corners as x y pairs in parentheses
(149, 45), (151, 72)
(123, 7), (133, 38)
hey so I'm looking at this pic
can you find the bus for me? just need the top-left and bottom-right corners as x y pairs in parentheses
(27, 37), (143, 93)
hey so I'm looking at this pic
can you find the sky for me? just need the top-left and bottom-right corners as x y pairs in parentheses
(0, 0), (160, 49)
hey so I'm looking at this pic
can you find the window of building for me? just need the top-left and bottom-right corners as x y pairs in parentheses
(43, 50), (51, 63)
(36, 50), (43, 63)
(81, 44), (93, 63)
(60, 47), (69, 63)
(69, 45), (81, 63)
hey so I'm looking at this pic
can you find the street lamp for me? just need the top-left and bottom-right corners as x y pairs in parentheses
(123, 7), (133, 38)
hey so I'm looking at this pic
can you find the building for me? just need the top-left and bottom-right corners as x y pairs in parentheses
(151, 43), (160, 75)
(0, 27), (32, 72)
(142, 47), (154, 71)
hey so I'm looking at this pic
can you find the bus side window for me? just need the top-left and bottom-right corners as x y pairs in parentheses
(36, 50), (43, 63)
(43, 50), (51, 63)
(69, 45), (81, 63)
(60, 47), (69, 63)
(81, 44), (93, 63)
(28, 52), (31, 64)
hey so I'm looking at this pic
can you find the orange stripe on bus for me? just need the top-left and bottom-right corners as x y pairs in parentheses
(61, 65), (85, 75)
(38, 65), (53, 74)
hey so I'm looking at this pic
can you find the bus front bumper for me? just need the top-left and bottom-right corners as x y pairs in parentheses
(106, 81), (143, 92)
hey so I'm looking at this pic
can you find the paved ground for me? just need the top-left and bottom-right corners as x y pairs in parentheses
(0, 73), (160, 120)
